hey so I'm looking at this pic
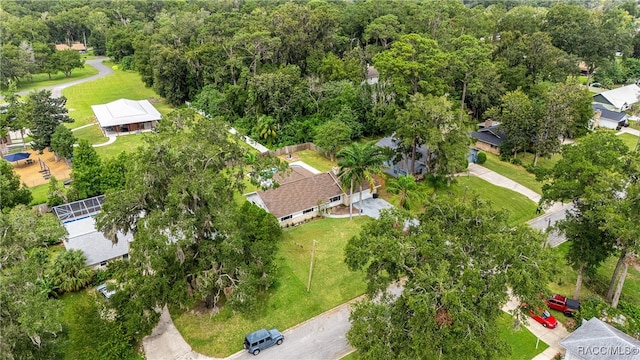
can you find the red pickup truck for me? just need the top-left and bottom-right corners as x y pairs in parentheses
(545, 294), (580, 316)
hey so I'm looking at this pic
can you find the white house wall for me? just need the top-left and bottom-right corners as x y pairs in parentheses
(278, 198), (344, 227)
(344, 189), (374, 205)
(598, 119), (619, 130)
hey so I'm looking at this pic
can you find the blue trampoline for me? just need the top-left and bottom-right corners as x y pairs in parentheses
(3, 152), (31, 162)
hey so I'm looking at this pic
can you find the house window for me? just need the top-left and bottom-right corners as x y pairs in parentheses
(280, 215), (292, 221)
(329, 196), (341, 202)
(303, 208), (314, 214)
(122, 254), (129, 260)
(100, 261), (107, 267)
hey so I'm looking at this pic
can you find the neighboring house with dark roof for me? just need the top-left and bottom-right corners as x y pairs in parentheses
(91, 99), (162, 136)
(592, 104), (628, 130)
(560, 317), (640, 360)
(244, 165), (379, 226)
(593, 84), (640, 112)
(470, 125), (506, 155)
(375, 135), (429, 178)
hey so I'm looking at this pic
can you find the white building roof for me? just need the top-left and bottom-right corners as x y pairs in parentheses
(91, 99), (161, 128)
(63, 216), (132, 266)
(596, 84), (640, 111)
(560, 317), (640, 360)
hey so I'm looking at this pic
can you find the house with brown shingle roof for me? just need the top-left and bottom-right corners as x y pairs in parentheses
(245, 164), (378, 226)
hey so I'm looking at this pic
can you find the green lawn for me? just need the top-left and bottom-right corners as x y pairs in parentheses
(617, 132), (640, 151)
(93, 134), (147, 159)
(29, 183), (50, 205)
(378, 174), (537, 226)
(481, 153), (545, 194)
(10, 64), (98, 93)
(173, 217), (369, 357)
(549, 242), (640, 307)
(57, 291), (143, 360)
(451, 176), (538, 226)
(497, 312), (549, 360)
(71, 125), (107, 146)
(294, 149), (336, 172)
(63, 68), (163, 128)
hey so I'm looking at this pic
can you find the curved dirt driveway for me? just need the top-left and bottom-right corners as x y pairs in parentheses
(17, 57), (113, 98)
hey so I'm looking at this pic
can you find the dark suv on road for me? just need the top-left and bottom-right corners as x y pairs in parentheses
(244, 328), (284, 355)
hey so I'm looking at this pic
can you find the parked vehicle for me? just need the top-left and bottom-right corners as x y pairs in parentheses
(244, 328), (284, 355)
(522, 303), (558, 329)
(97, 283), (116, 299)
(545, 294), (580, 317)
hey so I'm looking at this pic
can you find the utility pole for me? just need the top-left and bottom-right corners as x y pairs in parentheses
(307, 240), (317, 292)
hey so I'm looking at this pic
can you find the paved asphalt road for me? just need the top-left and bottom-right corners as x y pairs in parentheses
(227, 303), (355, 360)
(528, 202), (572, 247)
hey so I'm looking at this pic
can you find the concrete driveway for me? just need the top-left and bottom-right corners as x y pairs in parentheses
(502, 296), (570, 359)
(353, 198), (394, 219)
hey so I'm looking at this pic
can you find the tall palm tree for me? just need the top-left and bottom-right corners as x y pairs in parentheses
(386, 175), (424, 210)
(337, 142), (387, 220)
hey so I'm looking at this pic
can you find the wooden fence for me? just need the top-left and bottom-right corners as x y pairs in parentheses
(262, 142), (320, 157)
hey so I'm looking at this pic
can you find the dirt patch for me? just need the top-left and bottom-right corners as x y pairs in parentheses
(328, 205), (352, 215)
(10, 149), (71, 187)
(280, 153), (300, 162)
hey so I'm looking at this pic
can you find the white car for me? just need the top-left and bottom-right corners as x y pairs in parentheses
(97, 284), (116, 299)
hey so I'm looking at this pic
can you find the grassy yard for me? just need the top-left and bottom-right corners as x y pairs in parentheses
(451, 176), (538, 226)
(57, 291), (143, 360)
(548, 242), (640, 307)
(173, 217), (369, 357)
(71, 124), (107, 145)
(377, 174), (537, 226)
(293, 149), (336, 172)
(93, 134), (147, 159)
(617, 132), (640, 151)
(481, 152), (545, 194)
(63, 68), (163, 128)
(497, 312), (549, 360)
(29, 183), (49, 205)
(10, 64), (98, 93)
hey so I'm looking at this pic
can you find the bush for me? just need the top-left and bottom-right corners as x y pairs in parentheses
(476, 152), (487, 164)
(48, 249), (94, 293)
(510, 158), (523, 166)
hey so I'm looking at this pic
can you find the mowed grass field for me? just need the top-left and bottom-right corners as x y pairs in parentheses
(617, 132), (640, 151)
(64, 66), (163, 128)
(10, 63), (98, 93)
(173, 217), (369, 357)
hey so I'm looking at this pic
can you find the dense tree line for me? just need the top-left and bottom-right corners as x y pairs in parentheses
(2, 1), (640, 358)
(2, 0), (636, 154)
